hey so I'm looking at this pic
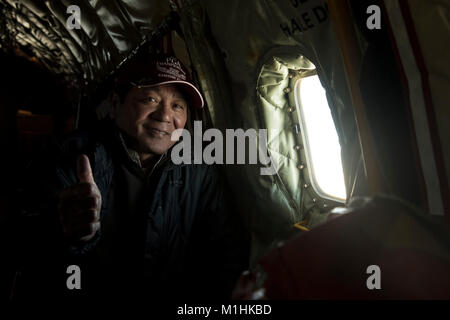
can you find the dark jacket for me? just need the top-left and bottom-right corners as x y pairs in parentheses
(14, 119), (247, 303)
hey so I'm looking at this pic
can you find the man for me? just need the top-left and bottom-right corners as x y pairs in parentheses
(14, 53), (246, 303)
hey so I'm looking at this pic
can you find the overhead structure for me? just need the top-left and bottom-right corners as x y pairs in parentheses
(0, 0), (172, 87)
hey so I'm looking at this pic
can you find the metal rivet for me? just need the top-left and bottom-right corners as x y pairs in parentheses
(323, 204), (328, 208)
(284, 87), (291, 94)
(288, 73), (294, 79)
(312, 198), (317, 203)
(304, 183), (309, 189)
(298, 164), (305, 170)
(294, 145), (301, 151)
(287, 107), (293, 112)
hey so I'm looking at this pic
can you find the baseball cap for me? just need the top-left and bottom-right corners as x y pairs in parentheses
(115, 54), (204, 109)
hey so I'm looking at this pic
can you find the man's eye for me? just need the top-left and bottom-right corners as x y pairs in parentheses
(174, 104), (185, 110)
(138, 96), (157, 104)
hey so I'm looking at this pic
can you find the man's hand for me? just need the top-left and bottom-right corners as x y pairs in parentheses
(59, 154), (102, 242)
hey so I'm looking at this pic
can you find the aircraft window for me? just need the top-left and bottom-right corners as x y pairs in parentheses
(294, 75), (346, 202)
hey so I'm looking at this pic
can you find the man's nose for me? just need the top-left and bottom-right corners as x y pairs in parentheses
(151, 100), (171, 122)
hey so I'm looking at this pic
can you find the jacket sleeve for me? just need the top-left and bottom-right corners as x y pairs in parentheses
(185, 165), (249, 299)
(13, 139), (102, 300)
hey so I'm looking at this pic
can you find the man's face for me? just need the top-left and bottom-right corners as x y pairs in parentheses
(111, 83), (188, 158)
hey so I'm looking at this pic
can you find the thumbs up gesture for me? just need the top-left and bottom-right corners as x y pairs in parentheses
(59, 154), (102, 242)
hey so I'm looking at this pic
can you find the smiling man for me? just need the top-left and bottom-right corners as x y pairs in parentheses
(15, 54), (247, 303)
(111, 84), (188, 166)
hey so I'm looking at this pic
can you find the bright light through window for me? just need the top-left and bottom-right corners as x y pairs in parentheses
(295, 75), (347, 201)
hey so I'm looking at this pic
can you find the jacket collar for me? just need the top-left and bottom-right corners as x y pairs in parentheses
(104, 119), (187, 174)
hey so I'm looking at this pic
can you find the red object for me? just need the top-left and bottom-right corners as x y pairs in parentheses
(115, 54), (204, 109)
(242, 197), (450, 299)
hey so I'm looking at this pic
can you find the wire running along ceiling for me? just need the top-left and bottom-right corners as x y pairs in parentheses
(0, 0), (173, 87)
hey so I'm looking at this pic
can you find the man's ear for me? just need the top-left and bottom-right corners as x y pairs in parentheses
(110, 91), (120, 119)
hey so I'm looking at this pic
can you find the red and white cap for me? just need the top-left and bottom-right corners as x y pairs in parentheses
(115, 54), (204, 109)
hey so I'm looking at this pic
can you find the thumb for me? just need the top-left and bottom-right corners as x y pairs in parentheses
(77, 154), (95, 184)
